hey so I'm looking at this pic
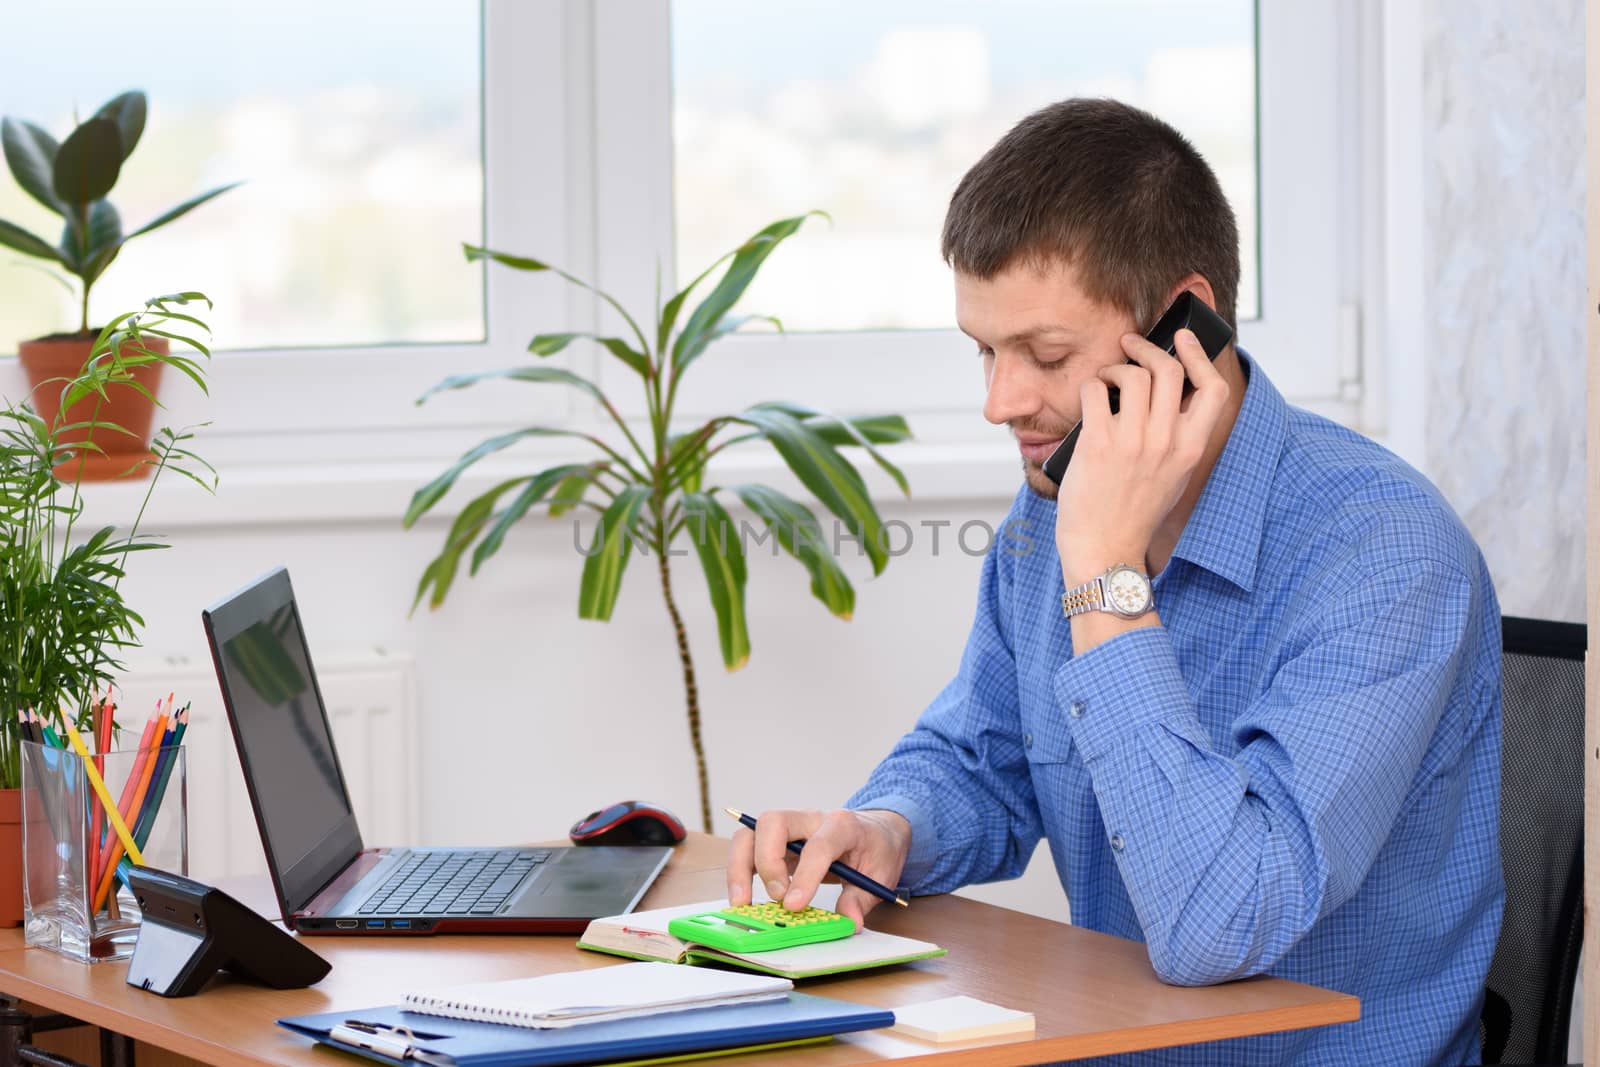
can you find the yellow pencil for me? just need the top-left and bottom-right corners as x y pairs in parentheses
(61, 722), (145, 868)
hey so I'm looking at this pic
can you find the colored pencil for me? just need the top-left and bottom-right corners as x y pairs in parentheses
(61, 723), (143, 869)
(92, 712), (161, 904)
(87, 699), (103, 891)
(130, 711), (183, 848)
(93, 713), (165, 912)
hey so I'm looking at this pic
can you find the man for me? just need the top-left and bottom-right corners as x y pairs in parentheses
(728, 99), (1503, 1065)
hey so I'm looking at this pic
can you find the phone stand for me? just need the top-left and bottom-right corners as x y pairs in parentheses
(124, 867), (331, 997)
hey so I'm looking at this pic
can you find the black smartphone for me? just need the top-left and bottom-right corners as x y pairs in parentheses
(1041, 290), (1234, 486)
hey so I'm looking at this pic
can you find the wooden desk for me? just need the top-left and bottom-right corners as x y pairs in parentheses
(0, 834), (1358, 1065)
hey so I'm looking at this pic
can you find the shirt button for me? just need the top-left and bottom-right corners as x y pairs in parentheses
(1069, 700), (1087, 719)
(1023, 733), (1033, 749)
(1110, 833), (1126, 852)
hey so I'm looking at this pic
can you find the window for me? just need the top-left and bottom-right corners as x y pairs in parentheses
(596, 0), (1350, 432)
(672, 0), (1260, 334)
(0, 0), (482, 352)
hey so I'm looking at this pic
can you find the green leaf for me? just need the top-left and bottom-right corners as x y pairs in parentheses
(752, 402), (911, 496)
(672, 212), (824, 375)
(665, 427), (721, 493)
(464, 244), (652, 368)
(679, 491), (751, 670)
(70, 200), (123, 284)
(526, 331), (650, 377)
(0, 218), (63, 262)
(674, 313), (783, 372)
(548, 468), (600, 517)
(52, 118), (122, 206)
(577, 485), (650, 621)
(418, 365), (608, 407)
(801, 413), (912, 446)
(731, 483), (854, 619)
(412, 477), (529, 611)
(2, 118), (62, 214)
(657, 246), (739, 354)
(732, 406), (888, 574)
(126, 182), (241, 239)
(93, 91), (147, 161)
(404, 426), (599, 527)
(470, 463), (592, 574)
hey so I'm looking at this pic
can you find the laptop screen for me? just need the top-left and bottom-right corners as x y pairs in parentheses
(204, 568), (362, 914)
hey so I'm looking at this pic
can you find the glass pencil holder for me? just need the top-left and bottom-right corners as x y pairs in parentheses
(20, 737), (187, 962)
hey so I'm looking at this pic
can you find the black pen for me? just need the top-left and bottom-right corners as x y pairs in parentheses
(725, 807), (908, 908)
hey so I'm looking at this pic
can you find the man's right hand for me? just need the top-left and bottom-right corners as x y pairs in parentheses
(726, 808), (912, 929)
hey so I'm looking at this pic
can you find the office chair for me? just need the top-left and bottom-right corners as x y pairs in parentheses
(1481, 616), (1585, 1065)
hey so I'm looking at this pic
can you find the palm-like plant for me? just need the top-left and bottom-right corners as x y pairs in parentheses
(405, 214), (911, 831)
(0, 293), (216, 790)
(0, 91), (239, 335)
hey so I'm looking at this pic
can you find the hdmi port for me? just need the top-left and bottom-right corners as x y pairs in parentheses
(335, 919), (359, 929)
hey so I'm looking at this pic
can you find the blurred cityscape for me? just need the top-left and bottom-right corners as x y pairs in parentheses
(0, 0), (481, 353)
(673, 0), (1257, 332)
(1, 2), (1254, 353)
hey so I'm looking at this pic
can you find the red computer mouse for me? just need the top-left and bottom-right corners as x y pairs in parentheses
(569, 800), (687, 846)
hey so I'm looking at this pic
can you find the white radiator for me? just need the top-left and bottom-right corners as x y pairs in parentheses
(111, 653), (419, 882)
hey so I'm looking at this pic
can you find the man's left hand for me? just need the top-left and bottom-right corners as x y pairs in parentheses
(1054, 327), (1231, 584)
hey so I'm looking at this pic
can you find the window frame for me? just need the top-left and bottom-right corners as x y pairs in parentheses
(592, 0), (1359, 431)
(40, 0), (1395, 528)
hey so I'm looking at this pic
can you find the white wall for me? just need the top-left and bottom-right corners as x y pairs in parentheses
(1423, 0), (1586, 623)
(39, 3), (1580, 936)
(99, 470), (1068, 917)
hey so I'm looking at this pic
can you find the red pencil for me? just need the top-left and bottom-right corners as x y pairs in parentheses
(95, 713), (157, 895)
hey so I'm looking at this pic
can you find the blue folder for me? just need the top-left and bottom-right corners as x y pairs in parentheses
(278, 992), (895, 1067)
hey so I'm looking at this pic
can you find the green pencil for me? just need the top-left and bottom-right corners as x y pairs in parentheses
(131, 706), (187, 851)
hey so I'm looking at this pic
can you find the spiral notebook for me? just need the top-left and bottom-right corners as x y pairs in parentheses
(577, 893), (944, 980)
(401, 962), (791, 1029)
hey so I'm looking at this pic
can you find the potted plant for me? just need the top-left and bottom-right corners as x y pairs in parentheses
(0, 91), (237, 479)
(405, 214), (911, 832)
(0, 293), (215, 926)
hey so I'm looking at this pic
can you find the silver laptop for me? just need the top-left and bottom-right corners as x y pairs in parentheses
(202, 567), (670, 934)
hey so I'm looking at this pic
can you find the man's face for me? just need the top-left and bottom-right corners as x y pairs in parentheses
(956, 259), (1139, 499)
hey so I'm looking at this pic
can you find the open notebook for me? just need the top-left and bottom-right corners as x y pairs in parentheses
(577, 888), (944, 980)
(401, 962), (790, 1029)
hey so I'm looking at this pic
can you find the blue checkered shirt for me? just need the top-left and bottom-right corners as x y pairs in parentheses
(849, 353), (1503, 1065)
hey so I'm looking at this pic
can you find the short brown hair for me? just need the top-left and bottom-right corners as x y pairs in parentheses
(942, 98), (1240, 328)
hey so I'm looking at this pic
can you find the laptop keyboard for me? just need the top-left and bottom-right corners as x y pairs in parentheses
(358, 849), (552, 917)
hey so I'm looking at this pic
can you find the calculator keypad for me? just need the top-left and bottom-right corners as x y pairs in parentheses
(723, 903), (846, 927)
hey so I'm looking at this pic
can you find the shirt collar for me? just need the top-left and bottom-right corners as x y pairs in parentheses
(1166, 348), (1287, 593)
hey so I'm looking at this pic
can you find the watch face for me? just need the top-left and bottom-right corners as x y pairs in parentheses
(1105, 567), (1152, 615)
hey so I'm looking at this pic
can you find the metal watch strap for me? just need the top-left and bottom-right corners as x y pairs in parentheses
(1060, 577), (1106, 618)
(1061, 563), (1153, 620)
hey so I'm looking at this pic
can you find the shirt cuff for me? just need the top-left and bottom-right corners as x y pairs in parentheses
(1053, 626), (1201, 763)
(846, 792), (938, 891)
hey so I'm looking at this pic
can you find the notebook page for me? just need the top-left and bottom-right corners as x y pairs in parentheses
(722, 929), (940, 972)
(404, 961), (791, 1028)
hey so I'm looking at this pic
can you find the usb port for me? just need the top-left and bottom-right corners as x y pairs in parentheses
(365, 919), (386, 929)
(391, 919), (412, 929)
(334, 919), (358, 929)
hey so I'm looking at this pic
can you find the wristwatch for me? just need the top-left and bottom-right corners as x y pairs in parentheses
(1061, 564), (1154, 620)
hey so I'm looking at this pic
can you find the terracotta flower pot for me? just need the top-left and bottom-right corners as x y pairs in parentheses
(16, 333), (168, 481)
(0, 788), (20, 927)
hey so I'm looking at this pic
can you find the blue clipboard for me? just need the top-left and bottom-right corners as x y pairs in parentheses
(278, 992), (895, 1067)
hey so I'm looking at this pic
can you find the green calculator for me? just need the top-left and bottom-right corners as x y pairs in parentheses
(667, 902), (856, 953)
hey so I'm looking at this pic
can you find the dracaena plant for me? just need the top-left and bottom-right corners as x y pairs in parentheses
(0, 293), (216, 790)
(0, 91), (240, 335)
(405, 214), (912, 831)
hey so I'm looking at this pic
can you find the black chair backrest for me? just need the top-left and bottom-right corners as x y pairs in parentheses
(1481, 616), (1585, 1064)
